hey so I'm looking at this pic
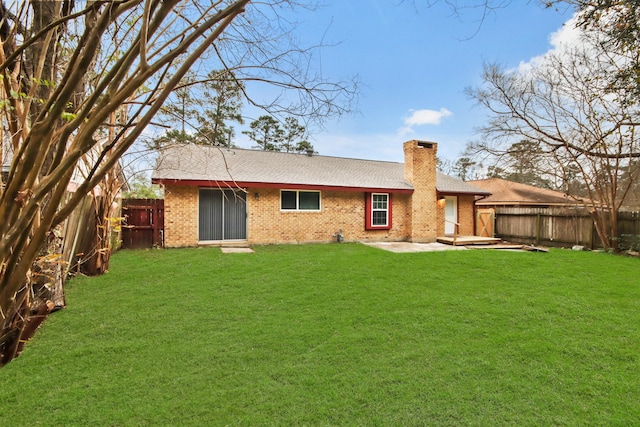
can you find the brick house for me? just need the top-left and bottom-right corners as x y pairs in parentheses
(151, 140), (489, 247)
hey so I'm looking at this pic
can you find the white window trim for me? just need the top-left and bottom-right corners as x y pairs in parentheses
(371, 193), (389, 227)
(280, 190), (322, 212)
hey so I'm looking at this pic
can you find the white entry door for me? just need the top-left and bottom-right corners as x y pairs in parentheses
(444, 196), (458, 235)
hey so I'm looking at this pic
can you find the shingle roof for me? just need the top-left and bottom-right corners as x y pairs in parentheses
(153, 144), (412, 191)
(468, 178), (580, 206)
(436, 172), (491, 195)
(152, 144), (488, 194)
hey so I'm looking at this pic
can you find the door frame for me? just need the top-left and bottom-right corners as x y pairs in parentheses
(444, 195), (458, 235)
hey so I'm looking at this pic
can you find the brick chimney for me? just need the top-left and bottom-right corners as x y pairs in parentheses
(403, 140), (438, 242)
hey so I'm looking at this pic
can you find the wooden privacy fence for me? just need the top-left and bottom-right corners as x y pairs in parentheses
(489, 206), (640, 250)
(62, 193), (122, 276)
(121, 199), (164, 249)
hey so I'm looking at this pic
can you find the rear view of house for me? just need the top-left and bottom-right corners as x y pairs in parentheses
(152, 140), (489, 246)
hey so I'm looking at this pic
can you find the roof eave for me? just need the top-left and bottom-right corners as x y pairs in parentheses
(152, 178), (414, 194)
(436, 189), (492, 196)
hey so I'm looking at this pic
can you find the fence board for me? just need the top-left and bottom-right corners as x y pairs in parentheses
(492, 206), (639, 250)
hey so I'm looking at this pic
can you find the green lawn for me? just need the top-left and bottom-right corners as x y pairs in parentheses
(1, 244), (639, 426)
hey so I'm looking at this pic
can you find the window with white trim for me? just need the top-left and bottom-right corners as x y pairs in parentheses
(281, 190), (321, 211)
(371, 193), (389, 226)
(365, 192), (392, 230)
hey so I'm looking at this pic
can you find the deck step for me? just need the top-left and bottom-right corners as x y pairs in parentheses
(436, 236), (502, 246)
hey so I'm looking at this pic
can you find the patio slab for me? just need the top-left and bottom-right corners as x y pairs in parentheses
(220, 247), (254, 254)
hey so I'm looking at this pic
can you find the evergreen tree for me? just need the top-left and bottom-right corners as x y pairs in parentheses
(293, 140), (315, 154)
(159, 74), (199, 134)
(195, 70), (245, 147)
(452, 157), (478, 181)
(243, 115), (284, 151)
(152, 70), (244, 148)
(280, 117), (306, 152)
(244, 115), (315, 153)
(503, 140), (553, 189)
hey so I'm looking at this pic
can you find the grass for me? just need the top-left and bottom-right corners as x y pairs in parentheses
(1, 244), (639, 426)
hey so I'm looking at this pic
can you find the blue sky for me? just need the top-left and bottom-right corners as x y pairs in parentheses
(234, 1), (574, 164)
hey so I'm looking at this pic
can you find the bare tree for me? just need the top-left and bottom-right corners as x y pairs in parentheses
(470, 139), (555, 188)
(550, 0), (640, 100)
(466, 30), (640, 249)
(0, 0), (355, 366)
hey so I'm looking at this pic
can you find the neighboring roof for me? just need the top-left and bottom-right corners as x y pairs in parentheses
(152, 144), (488, 195)
(468, 178), (581, 206)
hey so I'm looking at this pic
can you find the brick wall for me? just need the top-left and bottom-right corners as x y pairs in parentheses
(163, 186), (413, 246)
(436, 197), (446, 236)
(457, 194), (476, 235)
(248, 189), (411, 244)
(163, 185), (198, 247)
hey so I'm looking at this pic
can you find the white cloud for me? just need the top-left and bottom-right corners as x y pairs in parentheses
(396, 125), (415, 138)
(549, 15), (582, 49)
(517, 14), (584, 73)
(404, 108), (453, 126)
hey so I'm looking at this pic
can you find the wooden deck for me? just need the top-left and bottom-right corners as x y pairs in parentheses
(436, 235), (502, 246)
